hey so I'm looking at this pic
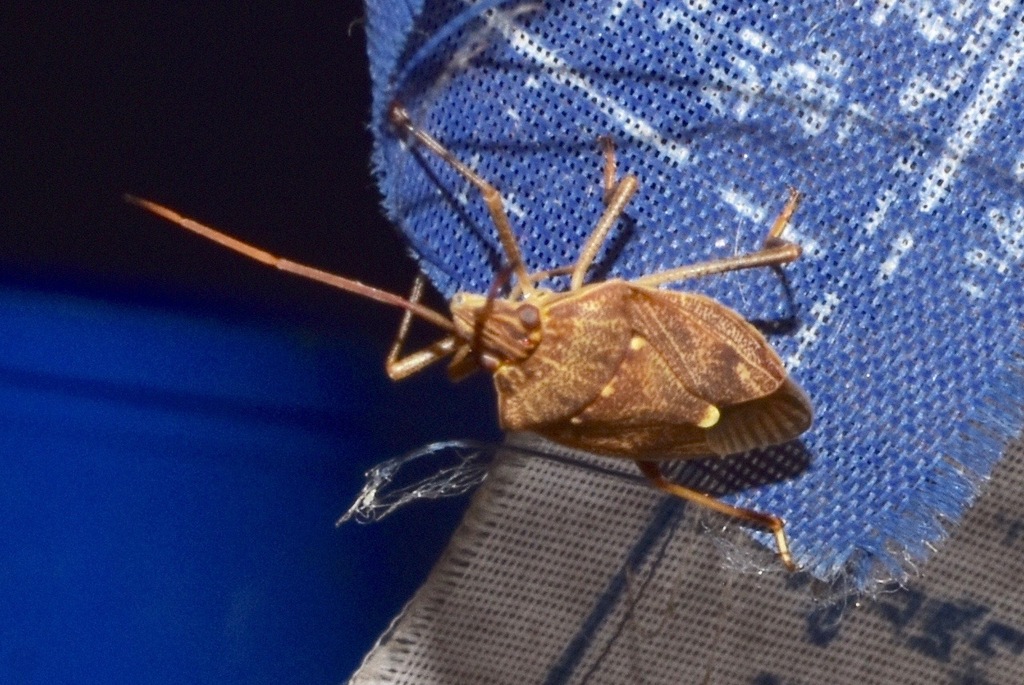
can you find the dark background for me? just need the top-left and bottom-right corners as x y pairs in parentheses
(4, 5), (496, 683)
(6, 4), (414, 322)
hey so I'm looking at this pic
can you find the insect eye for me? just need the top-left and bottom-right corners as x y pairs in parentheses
(517, 304), (540, 329)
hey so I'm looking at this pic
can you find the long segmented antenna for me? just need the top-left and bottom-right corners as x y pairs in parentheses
(124, 195), (458, 334)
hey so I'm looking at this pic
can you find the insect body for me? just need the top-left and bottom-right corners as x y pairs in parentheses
(475, 280), (810, 461)
(127, 103), (812, 570)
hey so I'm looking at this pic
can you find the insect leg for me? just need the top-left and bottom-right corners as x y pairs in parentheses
(389, 103), (536, 297)
(385, 274), (460, 380)
(570, 171), (639, 291)
(599, 135), (619, 204)
(506, 139), (648, 297)
(508, 265), (576, 299)
(635, 460), (795, 571)
(767, 186), (802, 243)
(633, 188), (804, 288)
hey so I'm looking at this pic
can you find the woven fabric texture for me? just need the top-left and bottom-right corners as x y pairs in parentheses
(350, 435), (1024, 684)
(364, 1), (1024, 584)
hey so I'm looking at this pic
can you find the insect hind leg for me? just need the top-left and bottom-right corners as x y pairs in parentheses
(635, 460), (795, 571)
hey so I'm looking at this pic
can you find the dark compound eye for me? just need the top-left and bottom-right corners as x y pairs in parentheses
(517, 303), (540, 329)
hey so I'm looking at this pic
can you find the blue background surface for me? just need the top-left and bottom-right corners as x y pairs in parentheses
(4, 5), (496, 683)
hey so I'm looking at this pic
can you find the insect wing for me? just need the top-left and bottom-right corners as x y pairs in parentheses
(627, 286), (811, 456)
(704, 376), (812, 456)
(626, 286), (786, 405)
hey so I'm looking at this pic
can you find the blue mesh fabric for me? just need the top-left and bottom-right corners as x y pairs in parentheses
(365, 1), (1024, 584)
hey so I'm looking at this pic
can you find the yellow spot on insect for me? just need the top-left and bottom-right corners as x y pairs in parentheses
(570, 416), (583, 425)
(698, 404), (720, 428)
(600, 383), (615, 397)
(629, 336), (646, 351)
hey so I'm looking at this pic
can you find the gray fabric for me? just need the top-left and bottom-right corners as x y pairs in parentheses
(350, 433), (1024, 684)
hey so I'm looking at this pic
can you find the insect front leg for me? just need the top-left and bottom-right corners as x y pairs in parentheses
(506, 265), (575, 300)
(570, 138), (640, 290)
(505, 137), (638, 297)
(385, 274), (460, 380)
(635, 461), (796, 571)
(599, 135), (619, 205)
(766, 186), (802, 246)
(633, 188), (804, 288)
(389, 103), (536, 297)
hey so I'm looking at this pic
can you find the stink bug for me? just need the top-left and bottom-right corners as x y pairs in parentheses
(126, 103), (812, 570)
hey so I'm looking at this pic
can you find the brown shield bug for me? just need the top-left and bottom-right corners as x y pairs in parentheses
(126, 103), (812, 570)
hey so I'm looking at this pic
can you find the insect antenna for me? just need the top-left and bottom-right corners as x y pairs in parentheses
(124, 195), (457, 335)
